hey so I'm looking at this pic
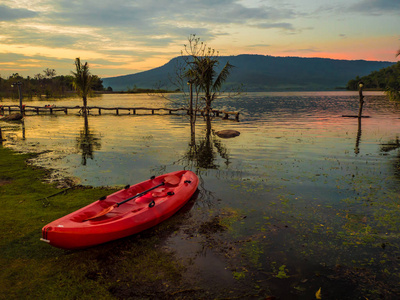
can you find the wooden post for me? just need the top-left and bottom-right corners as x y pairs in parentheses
(16, 82), (23, 114)
(152, 109), (154, 114)
(116, 108), (119, 115)
(98, 108), (101, 115)
(358, 81), (364, 118)
(235, 112), (240, 121)
(0, 126), (3, 141)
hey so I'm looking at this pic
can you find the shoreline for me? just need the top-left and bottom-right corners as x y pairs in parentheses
(0, 146), (190, 299)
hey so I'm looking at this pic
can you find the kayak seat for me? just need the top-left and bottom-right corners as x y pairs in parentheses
(152, 190), (175, 197)
(152, 191), (168, 197)
(135, 193), (154, 204)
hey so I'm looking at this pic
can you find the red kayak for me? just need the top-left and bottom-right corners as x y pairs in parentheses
(41, 170), (198, 249)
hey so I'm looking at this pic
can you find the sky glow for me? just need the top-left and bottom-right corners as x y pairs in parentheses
(0, 0), (399, 78)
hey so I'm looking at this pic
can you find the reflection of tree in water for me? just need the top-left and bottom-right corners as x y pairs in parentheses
(180, 115), (230, 170)
(173, 115), (232, 207)
(354, 118), (362, 155)
(380, 136), (400, 177)
(76, 114), (101, 165)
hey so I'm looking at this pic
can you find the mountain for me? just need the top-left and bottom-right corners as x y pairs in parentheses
(102, 54), (395, 92)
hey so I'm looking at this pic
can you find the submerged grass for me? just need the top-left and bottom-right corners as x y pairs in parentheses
(0, 147), (188, 299)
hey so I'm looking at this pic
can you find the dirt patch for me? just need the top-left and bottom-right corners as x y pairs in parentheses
(0, 178), (13, 186)
(198, 215), (228, 235)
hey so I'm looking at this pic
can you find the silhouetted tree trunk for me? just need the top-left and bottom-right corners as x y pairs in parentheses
(358, 81), (364, 118)
(72, 58), (92, 115)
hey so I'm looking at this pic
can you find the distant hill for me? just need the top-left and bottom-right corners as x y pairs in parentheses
(102, 55), (395, 92)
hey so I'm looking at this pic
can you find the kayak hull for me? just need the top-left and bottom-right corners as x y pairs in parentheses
(41, 170), (199, 249)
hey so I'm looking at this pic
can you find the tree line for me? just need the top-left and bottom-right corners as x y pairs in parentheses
(1, 35), (237, 113)
(347, 52), (400, 101)
(0, 67), (105, 100)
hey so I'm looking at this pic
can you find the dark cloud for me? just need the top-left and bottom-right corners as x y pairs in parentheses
(0, 0), (302, 76)
(0, 52), (75, 77)
(247, 43), (271, 48)
(0, 0), (299, 53)
(49, 0), (296, 36)
(253, 22), (295, 30)
(0, 25), (77, 48)
(0, 52), (25, 63)
(0, 4), (37, 21)
(349, 0), (400, 15)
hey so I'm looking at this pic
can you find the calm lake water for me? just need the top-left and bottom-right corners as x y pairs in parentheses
(2, 92), (400, 299)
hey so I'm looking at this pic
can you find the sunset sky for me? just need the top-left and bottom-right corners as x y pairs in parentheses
(0, 0), (399, 79)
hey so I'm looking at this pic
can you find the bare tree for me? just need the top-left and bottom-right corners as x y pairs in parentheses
(43, 68), (56, 79)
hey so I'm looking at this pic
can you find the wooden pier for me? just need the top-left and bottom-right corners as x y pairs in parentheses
(0, 105), (240, 121)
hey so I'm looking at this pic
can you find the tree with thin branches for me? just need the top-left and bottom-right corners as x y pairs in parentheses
(183, 35), (234, 113)
(72, 58), (92, 114)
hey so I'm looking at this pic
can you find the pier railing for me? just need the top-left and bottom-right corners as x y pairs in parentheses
(0, 105), (240, 121)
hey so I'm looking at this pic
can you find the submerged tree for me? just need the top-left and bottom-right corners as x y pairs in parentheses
(183, 35), (234, 113)
(72, 58), (92, 114)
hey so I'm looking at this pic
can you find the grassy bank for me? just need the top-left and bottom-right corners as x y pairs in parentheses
(0, 147), (191, 299)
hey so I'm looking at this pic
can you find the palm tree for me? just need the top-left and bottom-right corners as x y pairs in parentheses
(71, 58), (92, 114)
(187, 56), (233, 112)
(184, 35), (234, 113)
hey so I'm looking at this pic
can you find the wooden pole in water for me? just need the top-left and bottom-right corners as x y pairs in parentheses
(358, 81), (364, 118)
(17, 82), (23, 114)
(11, 81), (23, 114)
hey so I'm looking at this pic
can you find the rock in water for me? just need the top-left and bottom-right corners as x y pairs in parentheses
(1, 113), (23, 121)
(215, 130), (240, 138)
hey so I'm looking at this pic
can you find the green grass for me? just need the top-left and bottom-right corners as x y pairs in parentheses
(0, 147), (186, 299)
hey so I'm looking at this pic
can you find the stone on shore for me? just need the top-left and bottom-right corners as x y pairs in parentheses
(1, 113), (23, 121)
(215, 130), (240, 138)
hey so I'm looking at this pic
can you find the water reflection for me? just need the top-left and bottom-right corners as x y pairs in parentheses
(181, 115), (230, 170)
(0, 118), (25, 142)
(3, 92), (400, 298)
(21, 119), (25, 140)
(354, 118), (362, 155)
(380, 136), (400, 178)
(76, 114), (101, 165)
